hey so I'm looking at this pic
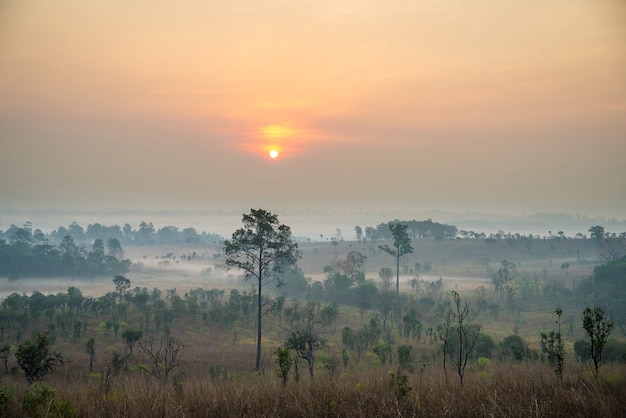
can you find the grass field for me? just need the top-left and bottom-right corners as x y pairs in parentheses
(1, 237), (623, 416)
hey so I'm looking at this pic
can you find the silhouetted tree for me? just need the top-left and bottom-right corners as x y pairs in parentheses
(379, 223), (413, 294)
(223, 209), (300, 370)
(583, 306), (614, 376)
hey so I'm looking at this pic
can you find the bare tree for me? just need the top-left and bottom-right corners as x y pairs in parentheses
(138, 329), (184, 383)
(451, 290), (481, 385)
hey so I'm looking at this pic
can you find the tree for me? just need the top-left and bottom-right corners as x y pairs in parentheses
(576, 256), (626, 335)
(121, 329), (143, 356)
(379, 223), (413, 294)
(338, 251), (368, 283)
(492, 260), (516, 301)
(582, 306), (614, 376)
(138, 329), (184, 383)
(436, 300), (454, 383)
(135, 221), (155, 245)
(588, 225), (605, 244)
(599, 235), (626, 263)
(113, 275), (131, 302)
(0, 345), (11, 377)
(354, 225), (363, 242)
(284, 302), (334, 378)
(223, 209), (301, 370)
(106, 238), (123, 258)
(15, 332), (65, 384)
(500, 334), (528, 362)
(377, 267), (396, 330)
(451, 290), (481, 385)
(274, 345), (293, 386)
(540, 307), (565, 380)
(85, 338), (96, 374)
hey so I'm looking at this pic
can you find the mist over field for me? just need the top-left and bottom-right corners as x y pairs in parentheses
(2, 208), (624, 242)
(1, 208), (625, 415)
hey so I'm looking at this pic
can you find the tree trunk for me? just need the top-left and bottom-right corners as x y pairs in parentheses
(308, 349), (315, 378)
(256, 276), (262, 370)
(396, 253), (400, 294)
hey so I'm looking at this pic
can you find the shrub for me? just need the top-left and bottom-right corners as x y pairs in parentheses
(22, 384), (76, 418)
(389, 372), (412, 400)
(500, 334), (527, 362)
(397, 345), (414, 372)
(0, 386), (15, 416)
(15, 332), (65, 384)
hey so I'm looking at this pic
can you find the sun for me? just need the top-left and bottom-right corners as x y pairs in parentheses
(269, 149), (279, 159)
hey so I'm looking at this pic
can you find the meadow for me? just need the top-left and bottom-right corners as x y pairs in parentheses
(1, 236), (624, 417)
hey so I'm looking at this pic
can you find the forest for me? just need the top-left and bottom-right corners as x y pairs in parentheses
(0, 213), (625, 417)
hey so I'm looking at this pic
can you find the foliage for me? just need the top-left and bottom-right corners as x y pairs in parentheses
(576, 256), (626, 335)
(285, 302), (334, 378)
(274, 345), (292, 386)
(22, 383), (76, 418)
(373, 343), (392, 365)
(0, 222), (131, 278)
(473, 333), (497, 359)
(0, 386), (15, 416)
(540, 307), (565, 379)
(583, 306), (614, 376)
(121, 329), (143, 356)
(397, 345), (414, 372)
(113, 275), (131, 299)
(499, 335), (528, 362)
(0, 345), (10, 377)
(492, 260), (516, 301)
(389, 372), (412, 400)
(15, 332), (65, 384)
(85, 338), (96, 374)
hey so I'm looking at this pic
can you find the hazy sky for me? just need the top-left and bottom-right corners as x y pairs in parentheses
(1, 1), (625, 218)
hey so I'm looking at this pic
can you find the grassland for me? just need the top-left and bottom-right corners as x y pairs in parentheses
(1, 237), (624, 416)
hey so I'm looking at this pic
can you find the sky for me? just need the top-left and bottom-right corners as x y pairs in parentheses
(1, 0), (625, 220)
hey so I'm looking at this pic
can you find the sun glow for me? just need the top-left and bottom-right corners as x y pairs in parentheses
(261, 125), (292, 139)
(241, 123), (315, 159)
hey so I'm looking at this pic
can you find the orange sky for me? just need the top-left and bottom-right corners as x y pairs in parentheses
(0, 0), (625, 217)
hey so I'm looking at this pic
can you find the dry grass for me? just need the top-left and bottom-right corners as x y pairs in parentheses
(2, 307), (625, 417)
(0, 238), (616, 416)
(3, 362), (625, 417)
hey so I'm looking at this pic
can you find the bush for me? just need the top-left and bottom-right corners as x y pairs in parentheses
(499, 335), (527, 362)
(15, 332), (65, 384)
(0, 386), (15, 416)
(574, 339), (591, 362)
(397, 345), (414, 372)
(604, 339), (626, 363)
(22, 384), (76, 418)
(474, 333), (497, 359)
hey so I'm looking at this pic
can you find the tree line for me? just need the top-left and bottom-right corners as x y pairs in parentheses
(0, 227), (130, 279)
(0, 221), (223, 248)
